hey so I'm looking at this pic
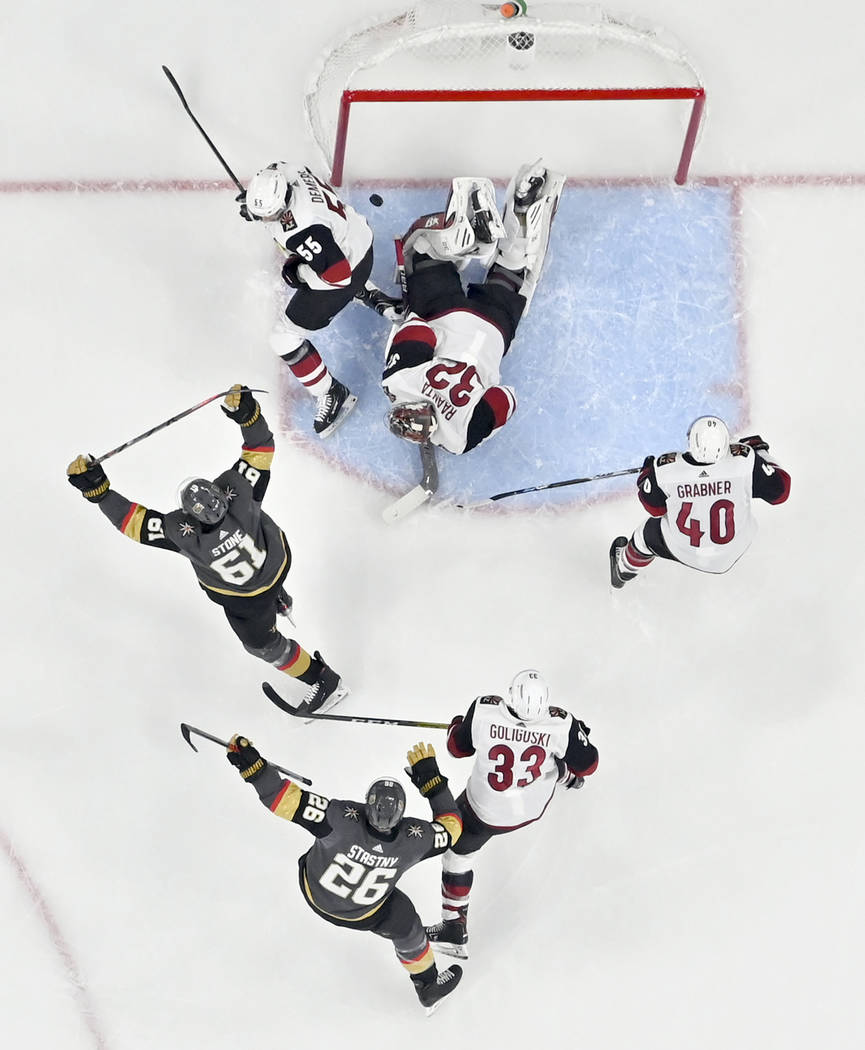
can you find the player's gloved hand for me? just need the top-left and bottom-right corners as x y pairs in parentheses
(226, 734), (268, 782)
(554, 757), (585, 790)
(67, 454), (110, 502)
(237, 192), (254, 222)
(221, 384), (259, 425)
(739, 434), (770, 452)
(405, 742), (447, 798)
(447, 715), (463, 735)
(281, 258), (304, 289)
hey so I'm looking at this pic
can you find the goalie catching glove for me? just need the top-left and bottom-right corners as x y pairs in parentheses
(405, 742), (448, 798)
(221, 384), (260, 426)
(226, 734), (268, 782)
(67, 455), (110, 503)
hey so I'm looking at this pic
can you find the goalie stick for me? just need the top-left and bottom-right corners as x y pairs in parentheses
(92, 388), (268, 464)
(262, 683), (448, 729)
(180, 723), (312, 785)
(382, 440), (439, 523)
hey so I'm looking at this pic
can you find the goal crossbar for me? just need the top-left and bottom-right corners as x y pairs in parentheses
(331, 86), (706, 186)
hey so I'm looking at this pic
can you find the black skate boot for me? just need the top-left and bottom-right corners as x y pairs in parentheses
(609, 536), (636, 589)
(513, 166), (547, 212)
(301, 652), (347, 717)
(412, 964), (463, 1015)
(424, 919), (469, 960)
(355, 284), (405, 323)
(313, 379), (357, 438)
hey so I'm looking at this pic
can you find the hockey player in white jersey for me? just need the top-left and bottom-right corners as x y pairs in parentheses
(424, 669), (599, 958)
(610, 417), (792, 586)
(239, 162), (402, 438)
(382, 161), (564, 455)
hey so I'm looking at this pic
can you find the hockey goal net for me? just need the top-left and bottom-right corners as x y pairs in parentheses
(305, 2), (705, 185)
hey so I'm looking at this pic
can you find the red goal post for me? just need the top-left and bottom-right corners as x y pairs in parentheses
(305, 2), (707, 186)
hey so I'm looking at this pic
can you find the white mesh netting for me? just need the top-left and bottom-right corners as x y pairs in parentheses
(304, 2), (703, 177)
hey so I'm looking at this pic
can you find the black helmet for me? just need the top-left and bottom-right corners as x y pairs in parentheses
(178, 477), (228, 526)
(365, 778), (406, 833)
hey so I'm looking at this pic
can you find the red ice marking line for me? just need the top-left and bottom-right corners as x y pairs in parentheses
(2, 173), (865, 193)
(0, 826), (112, 1050)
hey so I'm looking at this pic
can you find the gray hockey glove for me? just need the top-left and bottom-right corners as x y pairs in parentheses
(405, 742), (448, 798)
(221, 384), (260, 426)
(67, 454), (110, 503)
(226, 734), (268, 782)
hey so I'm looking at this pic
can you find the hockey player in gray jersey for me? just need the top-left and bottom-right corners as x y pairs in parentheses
(240, 162), (402, 438)
(225, 734), (464, 1013)
(66, 385), (344, 714)
(425, 669), (598, 959)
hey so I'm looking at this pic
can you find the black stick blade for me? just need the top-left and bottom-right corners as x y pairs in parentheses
(262, 682), (300, 715)
(180, 723), (198, 751)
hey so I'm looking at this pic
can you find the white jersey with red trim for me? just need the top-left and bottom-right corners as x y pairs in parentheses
(462, 697), (576, 829)
(654, 450), (761, 572)
(381, 310), (516, 454)
(263, 164), (372, 290)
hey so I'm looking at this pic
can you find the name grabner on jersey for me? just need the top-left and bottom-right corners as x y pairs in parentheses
(489, 724), (551, 746)
(676, 480), (732, 499)
(347, 844), (399, 868)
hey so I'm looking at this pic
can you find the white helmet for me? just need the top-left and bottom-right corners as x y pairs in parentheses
(246, 165), (291, 220)
(508, 669), (550, 722)
(687, 415), (730, 464)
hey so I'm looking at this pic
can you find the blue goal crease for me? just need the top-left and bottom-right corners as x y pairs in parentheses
(278, 182), (741, 508)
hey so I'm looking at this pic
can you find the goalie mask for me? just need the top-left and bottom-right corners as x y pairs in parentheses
(178, 477), (229, 526)
(508, 669), (550, 722)
(365, 778), (406, 833)
(246, 165), (292, 221)
(387, 401), (438, 444)
(687, 415), (730, 465)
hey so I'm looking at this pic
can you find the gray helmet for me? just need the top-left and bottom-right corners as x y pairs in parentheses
(365, 778), (406, 832)
(178, 478), (228, 526)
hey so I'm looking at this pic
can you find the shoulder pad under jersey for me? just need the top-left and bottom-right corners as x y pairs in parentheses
(730, 442), (751, 457)
(478, 695), (503, 706)
(548, 706), (568, 719)
(656, 452), (678, 467)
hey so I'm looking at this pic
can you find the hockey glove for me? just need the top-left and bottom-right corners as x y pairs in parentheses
(226, 735), (268, 782)
(237, 192), (254, 222)
(739, 434), (770, 452)
(67, 454), (110, 503)
(281, 258), (305, 289)
(554, 757), (585, 790)
(405, 742), (447, 798)
(221, 384), (259, 426)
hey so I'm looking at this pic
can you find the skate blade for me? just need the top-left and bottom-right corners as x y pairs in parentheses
(317, 395), (358, 439)
(429, 942), (468, 959)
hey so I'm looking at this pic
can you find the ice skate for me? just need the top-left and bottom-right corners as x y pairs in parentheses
(355, 283), (405, 324)
(425, 919), (469, 960)
(413, 964), (463, 1015)
(294, 653), (348, 722)
(313, 378), (357, 438)
(609, 536), (636, 589)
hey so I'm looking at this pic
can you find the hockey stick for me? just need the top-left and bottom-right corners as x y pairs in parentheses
(460, 466), (641, 506)
(180, 723), (313, 785)
(262, 683), (448, 729)
(92, 388), (267, 465)
(162, 66), (245, 195)
(382, 440), (439, 523)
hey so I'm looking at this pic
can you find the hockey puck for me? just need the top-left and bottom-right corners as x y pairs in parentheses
(369, 193), (383, 207)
